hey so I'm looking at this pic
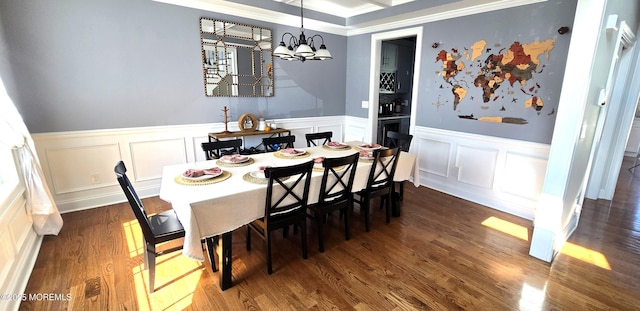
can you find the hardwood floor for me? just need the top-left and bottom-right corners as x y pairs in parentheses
(19, 158), (640, 310)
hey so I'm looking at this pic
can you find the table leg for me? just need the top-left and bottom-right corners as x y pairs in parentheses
(220, 231), (232, 290)
(392, 192), (401, 217)
(392, 183), (401, 217)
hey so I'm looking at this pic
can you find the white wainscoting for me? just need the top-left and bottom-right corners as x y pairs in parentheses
(32, 116), (345, 213)
(343, 115), (369, 142)
(32, 116), (548, 220)
(414, 126), (550, 220)
(0, 155), (41, 311)
(625, 118), (640, 156)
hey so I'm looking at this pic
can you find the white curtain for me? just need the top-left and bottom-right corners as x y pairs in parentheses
(0, 77), (63, 235)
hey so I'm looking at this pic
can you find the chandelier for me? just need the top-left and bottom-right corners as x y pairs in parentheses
(272, 0), (332, 62)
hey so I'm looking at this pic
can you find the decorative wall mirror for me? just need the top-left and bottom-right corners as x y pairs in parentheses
(200, 18), (274, 97)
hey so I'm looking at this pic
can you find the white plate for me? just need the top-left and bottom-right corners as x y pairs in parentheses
(358, 151), (373, 160)
(182, 168), (223, 180)
(359, 143), (381, 151)
(250, 170), (266, 179)
(325, 142), (348, 149)
(220, 155), (250, 163)
(279, 149), (306, 157)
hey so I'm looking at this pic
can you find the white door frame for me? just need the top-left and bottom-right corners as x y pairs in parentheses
(367, 27), (423, 143)
(586, 20), (638, 200)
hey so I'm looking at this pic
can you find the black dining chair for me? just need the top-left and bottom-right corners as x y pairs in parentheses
(307, 153), (359, 252)
(263, 135), (296, 152)
(202, 139), (243, 160)
(114, 161), (217, 292)
(353, 147), (401, 232)
(246, 160), (314, 274)
(305, 131), (333, 147)
(383, 131), (413, 202)
(384, 131), (413, 152)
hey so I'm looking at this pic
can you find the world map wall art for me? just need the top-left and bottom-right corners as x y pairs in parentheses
(435, 39), (556, 125)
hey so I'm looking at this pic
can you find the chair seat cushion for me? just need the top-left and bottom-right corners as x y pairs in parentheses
(149, 210), (185, 242)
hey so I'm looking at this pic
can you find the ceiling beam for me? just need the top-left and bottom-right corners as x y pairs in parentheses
(362, 0), (392, 8)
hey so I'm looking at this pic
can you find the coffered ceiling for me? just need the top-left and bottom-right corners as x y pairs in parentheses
(271, 0), (420, 18)
(153, 0), (547, 35)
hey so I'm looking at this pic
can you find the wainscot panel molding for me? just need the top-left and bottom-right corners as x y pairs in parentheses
(413, 126), (550, 220)
(31, 118), (548, 220)
(0, 157), (41, 311)
(343, 116), (369, 143)
(32, 117), (346, 213)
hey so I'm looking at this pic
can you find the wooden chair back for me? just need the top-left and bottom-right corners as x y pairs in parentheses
(263, 161), (314, 222)
(384, 131), (413, 152)
(318, 153), (359, 205)
(305, 131), (333, 147)
(202, 139), (242, 160)
(263, 135), (295, 152)
(115, 161), (154, 241)
(365, 147), (401, 192)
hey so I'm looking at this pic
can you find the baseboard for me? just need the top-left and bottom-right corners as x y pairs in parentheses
(56, 184), (160, 214)
(422, 177), (535, 220)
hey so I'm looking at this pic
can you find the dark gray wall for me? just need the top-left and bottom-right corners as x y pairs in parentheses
(0, 0), (347, 133)
(346, 0), (578, 144)
(345, 34), (372, 117)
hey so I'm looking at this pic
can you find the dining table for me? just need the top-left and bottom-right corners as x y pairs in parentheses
(158, 141), (419, 290)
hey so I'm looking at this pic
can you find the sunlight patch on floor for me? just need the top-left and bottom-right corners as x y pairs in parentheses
(560, 242), (611, 270)
(123, 220), (204, 310)
(481, 216), (529, 241)
(519, 282), (547, 311)
(132, 255), (204, 310)
(123, 219), (144, 258)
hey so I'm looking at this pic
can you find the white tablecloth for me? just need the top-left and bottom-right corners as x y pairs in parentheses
(159, 142), (419, 261)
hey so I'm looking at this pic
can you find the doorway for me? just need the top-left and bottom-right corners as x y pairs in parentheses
(367, 27), (423, 144)
(376, 37), (416, 145)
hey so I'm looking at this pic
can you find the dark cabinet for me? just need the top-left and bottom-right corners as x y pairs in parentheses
(395, 44), (414, 94)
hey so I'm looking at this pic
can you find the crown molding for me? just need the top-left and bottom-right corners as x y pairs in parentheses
(153, 0), (546, 37)
(153, 0), (348, 35)
(346, 0), (547, 36)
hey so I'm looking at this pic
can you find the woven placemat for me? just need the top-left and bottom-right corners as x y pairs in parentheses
(216, 157), (255, 167)
(273, 151), (311, 159)
(322, 145), (352, 151)
(242, 172), (290, 184)
(174, 170), (232, 186)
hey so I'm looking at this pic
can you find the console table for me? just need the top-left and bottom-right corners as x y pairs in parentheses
(208, 128), (292, 152)
(208, 128), (291, 141)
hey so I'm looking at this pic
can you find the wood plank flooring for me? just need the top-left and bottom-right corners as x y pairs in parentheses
(19, 157), (640, 310)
